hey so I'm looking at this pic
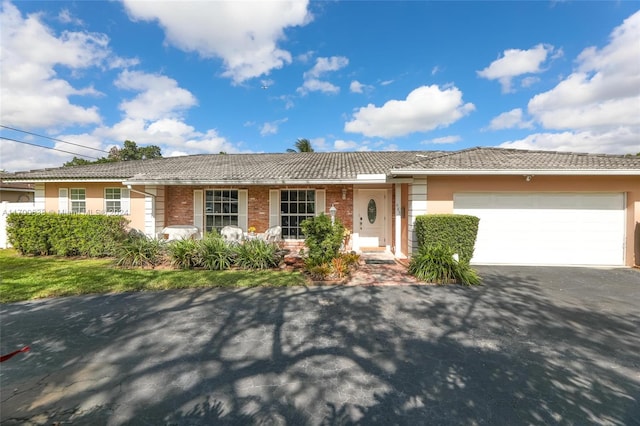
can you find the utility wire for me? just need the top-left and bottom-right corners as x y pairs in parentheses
(0, 136), (100, 160)
(0, 125), (109, 154)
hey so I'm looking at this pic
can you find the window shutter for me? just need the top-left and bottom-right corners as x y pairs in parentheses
(316, 189), (326, 216)
(269, 190), (279, 227)
(58, 188), (68, 213)
(120, 188), (130, 214)
(193, 190), (203, 233)
(238, 189), (248, 231)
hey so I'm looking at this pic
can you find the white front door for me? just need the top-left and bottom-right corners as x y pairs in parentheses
(356, 189), (387, 248)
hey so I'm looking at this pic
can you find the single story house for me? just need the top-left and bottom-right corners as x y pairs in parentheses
(0, 175), (34, 203)
(3, 147), (640, 266)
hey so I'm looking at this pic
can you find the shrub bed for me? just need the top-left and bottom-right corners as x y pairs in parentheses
(6, 213), (128, 257)
(414, 214), (479, 263)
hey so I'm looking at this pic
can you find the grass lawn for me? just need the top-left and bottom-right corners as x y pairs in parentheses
(0, 249), (308, 303)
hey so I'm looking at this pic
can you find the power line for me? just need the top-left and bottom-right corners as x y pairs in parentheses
(0, 136), (100, 160)
(0, 125), (109, 154)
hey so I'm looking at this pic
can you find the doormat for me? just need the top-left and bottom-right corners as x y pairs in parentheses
(364, 259), (397, 265)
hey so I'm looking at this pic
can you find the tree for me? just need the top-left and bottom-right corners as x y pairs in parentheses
(109, 140), (162, 161)
(64, 140), (162, 167)
(287, 138), (314, 153)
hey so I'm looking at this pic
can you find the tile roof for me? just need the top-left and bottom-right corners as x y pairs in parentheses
(3, 151), (436, 183)
(3, 148), (639, 183)
(392, 147), (640, 173)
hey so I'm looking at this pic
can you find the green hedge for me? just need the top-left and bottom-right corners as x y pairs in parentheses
(414, 214), (479, 263)
(6, 213), (129, 257)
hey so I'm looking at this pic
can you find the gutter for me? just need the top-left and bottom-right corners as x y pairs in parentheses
(126, 185), (156, 199)
(390, 169), (640, 176)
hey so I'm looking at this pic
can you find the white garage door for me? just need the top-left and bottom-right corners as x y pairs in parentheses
(454, 193), (625, 266)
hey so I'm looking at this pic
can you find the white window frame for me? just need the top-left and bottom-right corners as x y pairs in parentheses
(105, 188), (122, 213)
(203, 189), (247, 233)
(274, 189), (325, 240)
(103, 187), (130, 215)
(70, 188), (86, 213)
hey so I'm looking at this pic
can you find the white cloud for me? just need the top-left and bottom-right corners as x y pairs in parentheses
(478, 44), (556, 93)
(115, 70), (197, 121)
(297, 78), (339, 95)
(260, 118), (288, 136)
(487, 108), (533, 130)
(499, 128), (639, 155)
(527, 11), (640, 131)
(344, 85), (475, 138)
(122, 1), (312, 84)
(304, 56), (349, 79)
(334, 139), (359, 150)
(298, 56), (348, 95)
(0, 1), (120, 128)
(350, 80), (373, 94)
(380, 80), (394, 86)
(507, 10), (640, 154)
(422, 135), (461, 145)
(58, 9), (83, 26)
(520, 76), (540, 88)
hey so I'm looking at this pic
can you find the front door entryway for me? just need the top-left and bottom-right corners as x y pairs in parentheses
(355, 189), (387, 248)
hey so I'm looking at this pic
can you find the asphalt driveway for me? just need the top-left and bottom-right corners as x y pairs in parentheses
(1, 266), (639, 425)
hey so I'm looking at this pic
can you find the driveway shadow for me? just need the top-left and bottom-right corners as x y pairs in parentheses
(1, 267), (639, 425)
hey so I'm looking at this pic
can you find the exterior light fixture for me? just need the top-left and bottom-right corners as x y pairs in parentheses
(342, 188), (347, 200)
(329, 203), (337, 224)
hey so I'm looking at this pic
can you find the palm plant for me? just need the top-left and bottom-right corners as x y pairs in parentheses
(287, 138), (314, 153)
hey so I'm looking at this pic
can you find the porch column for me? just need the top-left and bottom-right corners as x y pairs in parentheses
(408, 178), (428, 255)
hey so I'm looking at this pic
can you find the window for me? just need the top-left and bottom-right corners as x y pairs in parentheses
(105, 188), (122, 213)
(280, 190), (315, 239)
(70, 188), (86, 213)
(205, 190), (239, 233)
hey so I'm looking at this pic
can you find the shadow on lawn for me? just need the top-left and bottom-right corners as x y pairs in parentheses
(1, 268), (639, 425)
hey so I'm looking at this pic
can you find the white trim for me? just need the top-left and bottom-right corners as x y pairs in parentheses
(394, 183), (403, 258)
(269, 189), (279, 227)
(238, 189), (248, 231)
(193, 190), (203, 236)
(58, 188), (68, 213)
(408, 178), (428, 256)
(122, 178), (391, 186)
(356, 173), (387, 181)
(316, 189), (326, 216)
(391, 169), (640, 176)
(34, 183), (45, 210)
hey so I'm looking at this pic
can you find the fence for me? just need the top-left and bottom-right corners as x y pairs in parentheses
(0, 201), (39, 249)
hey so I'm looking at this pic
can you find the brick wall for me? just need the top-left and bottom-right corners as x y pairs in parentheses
(165, 184), (354, 233)
(165, 185), (196, 225)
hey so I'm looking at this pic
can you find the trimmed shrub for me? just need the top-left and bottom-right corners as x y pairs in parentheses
(409, 244), (481, 286)
(414, 214), (479, 263)
(167, 238), (200, 269)
(234, 239), (281, 270)
(116, 231), (164, 268)
(198, 233), (235, 271)
(301, 214), (345, 267)
(6, 213), (128, 257)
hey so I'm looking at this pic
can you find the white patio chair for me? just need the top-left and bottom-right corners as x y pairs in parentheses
(263, 225), (282, 243)
(220, 225), (244, 243)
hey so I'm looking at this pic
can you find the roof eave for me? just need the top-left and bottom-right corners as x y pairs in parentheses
(123, 177), (390, 186)
(390, 169), (640, 176)
(1, 178), (129, 183)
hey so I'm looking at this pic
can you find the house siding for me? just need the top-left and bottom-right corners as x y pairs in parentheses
(43, 182), (146, 231)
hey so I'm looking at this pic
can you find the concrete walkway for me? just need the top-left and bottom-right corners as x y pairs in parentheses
(1, 265), (639, 425)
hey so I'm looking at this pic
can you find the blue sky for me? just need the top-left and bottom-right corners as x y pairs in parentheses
(1, 1), (639, 172)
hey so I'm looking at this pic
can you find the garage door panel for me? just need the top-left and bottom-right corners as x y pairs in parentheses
(454, 192), (624, 266)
